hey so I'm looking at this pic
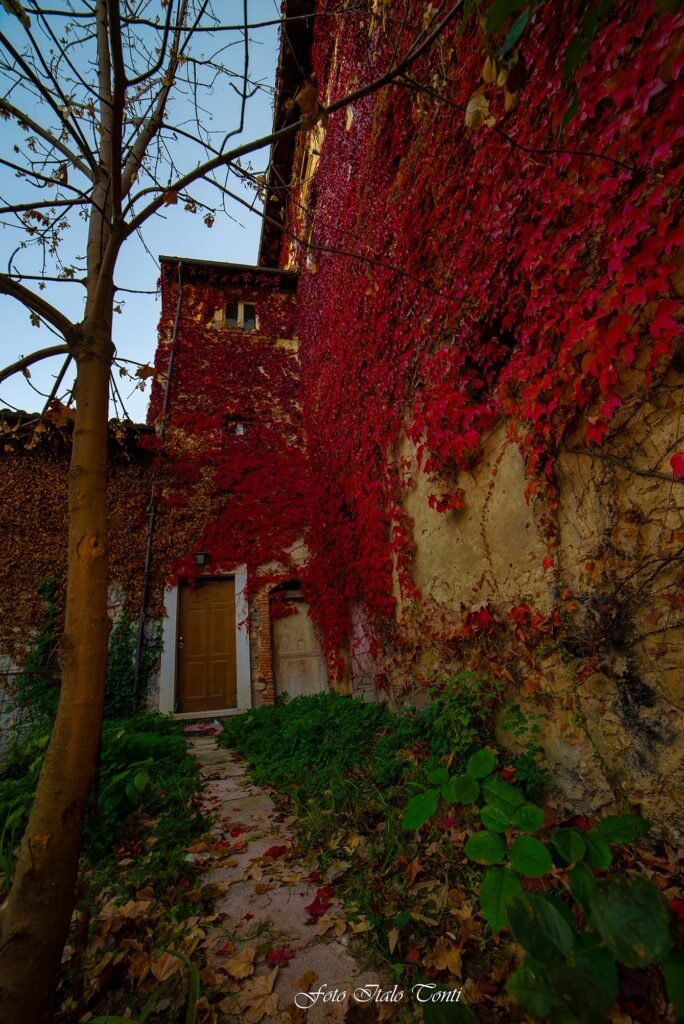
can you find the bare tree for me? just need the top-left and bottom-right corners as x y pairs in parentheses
(0, 1), (464, 1018)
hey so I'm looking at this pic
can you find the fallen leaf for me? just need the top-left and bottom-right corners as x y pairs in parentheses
(126, 950), (151, 985)
(266, 948), (295, 968)
(293, 968), (318, 991)
(305, 885), (333, 919)
(277, 871), (303, 885)
(388, 927), (400, 954)
(214, 940), (236, 957)
(200, 965), (219, 986)
(424, 937), (462, 978)
(120, 899), (153, 920)
(150, 952), (183, 982)
(405, 857), (423, 886)
(195, 995), (218, 1024)
(224, 946), (256, 979)
(237, 967), (279, 1023)
(314, 913), (346, 937)
(263, 845), (288, 858)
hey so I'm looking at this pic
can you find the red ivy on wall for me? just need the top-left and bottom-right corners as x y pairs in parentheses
(150, 2), (682, 678)
(150, 264), (308, 598)
(285, 0), (683, 664)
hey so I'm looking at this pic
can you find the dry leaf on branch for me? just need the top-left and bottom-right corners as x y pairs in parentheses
(465, 88), (496, 129)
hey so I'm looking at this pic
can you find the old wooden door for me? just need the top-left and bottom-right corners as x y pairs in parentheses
(177, 578), (237, 713)
(273, 598), (328, 699)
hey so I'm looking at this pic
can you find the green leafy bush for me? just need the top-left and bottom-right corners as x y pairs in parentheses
(411, 744), (681, 1022)
(0, 713), (204, 893)
(219, 675), (505, 831)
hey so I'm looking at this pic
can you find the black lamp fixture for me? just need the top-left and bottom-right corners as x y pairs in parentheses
(195, 551), (210, 567)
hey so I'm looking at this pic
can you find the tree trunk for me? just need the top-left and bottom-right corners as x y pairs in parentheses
(0, 322), (113, 1023)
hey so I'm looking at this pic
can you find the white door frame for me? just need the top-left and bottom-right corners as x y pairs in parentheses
(158, 565), (251, 716)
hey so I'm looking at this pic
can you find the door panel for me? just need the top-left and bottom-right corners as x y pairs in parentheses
(273, 599), (328, 699)
(178, 578), (237, 712)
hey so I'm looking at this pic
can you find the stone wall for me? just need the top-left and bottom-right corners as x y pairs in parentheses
(382, 359), (683, 852)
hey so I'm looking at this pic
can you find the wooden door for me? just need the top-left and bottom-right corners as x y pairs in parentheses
(177, 578), (237, 713)
(273, 599), (328, 699)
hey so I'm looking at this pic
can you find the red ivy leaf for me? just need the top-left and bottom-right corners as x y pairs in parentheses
(670, 452), (684, 481)
(266, 948), (295, 968)
(669, 898), (684, 922)
(263, 845), (289, 858)
(305, 885), (334, 919)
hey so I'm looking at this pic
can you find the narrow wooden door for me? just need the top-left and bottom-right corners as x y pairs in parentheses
(273, 599), (328, 699)
(177, 578), (237, 713)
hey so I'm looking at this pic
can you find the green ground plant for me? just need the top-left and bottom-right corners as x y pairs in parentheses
(1, 711), (208, 1022)
(0, 714), (205, 896)
(219, 681), (683, 1024)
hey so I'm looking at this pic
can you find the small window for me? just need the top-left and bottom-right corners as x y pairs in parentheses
(219, 300), (257, 332)
(220, 415), (251, 447)
(242, 303), (256, 332)
(225, 301), (239, 327)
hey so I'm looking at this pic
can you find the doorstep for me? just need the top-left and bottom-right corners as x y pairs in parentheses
(173, 707), (247, 720)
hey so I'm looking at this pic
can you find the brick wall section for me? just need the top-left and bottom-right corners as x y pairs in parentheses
(253, 588), (276, 706)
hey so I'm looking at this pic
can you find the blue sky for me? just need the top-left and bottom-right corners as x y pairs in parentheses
(0, 2), (281, 421)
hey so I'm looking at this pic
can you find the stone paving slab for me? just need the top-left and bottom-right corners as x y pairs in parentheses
(187, 737), (390, 1023)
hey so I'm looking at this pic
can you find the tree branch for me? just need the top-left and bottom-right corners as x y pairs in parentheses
(124, 0), (466, 235)
(120, 0), (190, 199)
(0, 273), (77, 341)
(0, 31), (97, 172)
(0, 344), (71, 386)
(0, 97), (93, 181)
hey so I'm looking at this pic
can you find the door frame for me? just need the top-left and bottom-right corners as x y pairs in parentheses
(158, 566), (251, 716)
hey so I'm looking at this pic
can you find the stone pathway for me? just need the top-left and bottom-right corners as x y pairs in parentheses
(187, 736), (394, 1024)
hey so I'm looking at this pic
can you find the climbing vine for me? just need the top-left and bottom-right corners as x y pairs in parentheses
(151, 264), (309, 599)
(284, 0), (683, 668)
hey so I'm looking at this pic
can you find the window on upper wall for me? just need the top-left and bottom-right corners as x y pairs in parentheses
(213, 300), (258, 332)
(220, 415), (252, 447)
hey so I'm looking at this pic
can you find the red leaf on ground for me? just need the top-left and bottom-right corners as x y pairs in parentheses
(264, 845), (288, 858)
(266, 948), (295, 968)
(305, 885), (334, 919)
(669, 897), (684, 921)
(564, 814), (591, 833)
